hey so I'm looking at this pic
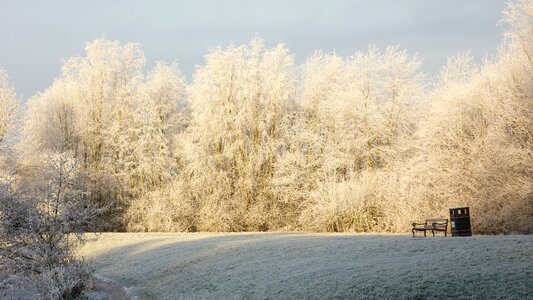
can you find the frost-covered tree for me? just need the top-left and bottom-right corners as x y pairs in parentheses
(126, 62), (186, 196)
(143, 62), (187, 137)
(0, 68), (19, 189)
(18, 39), (147, 228)
(290, 47), (423, 231)
(20, 39), (189, 230)
(0, 151), (98, 299)
(0, 68), (19, 146)
(19, 81), (78, 172)
(274, 51), (347, 229)
(502, 0), (533, 63)
(336, 46), (422, 172)
(120, 62), (187, 231)
(64, 39), (145, 219)
(185, 38), (295, 231)
(413, 0), (533, 233)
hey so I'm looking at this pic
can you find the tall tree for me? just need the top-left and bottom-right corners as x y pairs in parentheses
(186, 38), (295, 231)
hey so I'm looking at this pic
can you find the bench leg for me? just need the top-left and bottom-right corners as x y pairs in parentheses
(412, 229), (415, 237)
(423, 231), (426, 237)
(432, 230), (435, 237)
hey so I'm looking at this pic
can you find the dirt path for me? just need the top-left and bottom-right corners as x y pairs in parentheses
(89, 275), (132, 300)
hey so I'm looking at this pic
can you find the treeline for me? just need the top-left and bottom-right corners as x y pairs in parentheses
(1, 1), (532, 236)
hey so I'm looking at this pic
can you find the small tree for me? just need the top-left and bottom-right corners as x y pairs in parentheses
(0, 151), (100, 299)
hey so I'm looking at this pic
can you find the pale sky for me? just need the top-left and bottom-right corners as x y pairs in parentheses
(0, 0), (506, 100)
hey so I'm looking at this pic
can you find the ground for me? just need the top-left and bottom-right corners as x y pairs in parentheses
(79, 233), (533, 299)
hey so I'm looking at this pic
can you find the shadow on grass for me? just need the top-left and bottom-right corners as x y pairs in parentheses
(84, 233), (533, 299)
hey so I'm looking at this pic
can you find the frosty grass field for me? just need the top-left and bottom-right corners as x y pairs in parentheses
(80, 233), (532, 299)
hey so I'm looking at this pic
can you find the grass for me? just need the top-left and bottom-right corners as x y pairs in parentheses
(80, 232), (533, 299)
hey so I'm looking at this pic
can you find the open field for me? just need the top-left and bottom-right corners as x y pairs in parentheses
(80, 233), (532, 299)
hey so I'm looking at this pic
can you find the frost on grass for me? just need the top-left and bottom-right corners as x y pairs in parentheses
(80, 233), (533, 299)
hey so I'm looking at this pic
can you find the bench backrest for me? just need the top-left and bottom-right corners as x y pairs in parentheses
(426, 219), (448, 228)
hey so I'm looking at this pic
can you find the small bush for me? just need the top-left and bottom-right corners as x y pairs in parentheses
(0, 152), (99, 299)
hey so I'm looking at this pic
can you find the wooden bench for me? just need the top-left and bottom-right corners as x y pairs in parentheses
(412, 219), (448, 237)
